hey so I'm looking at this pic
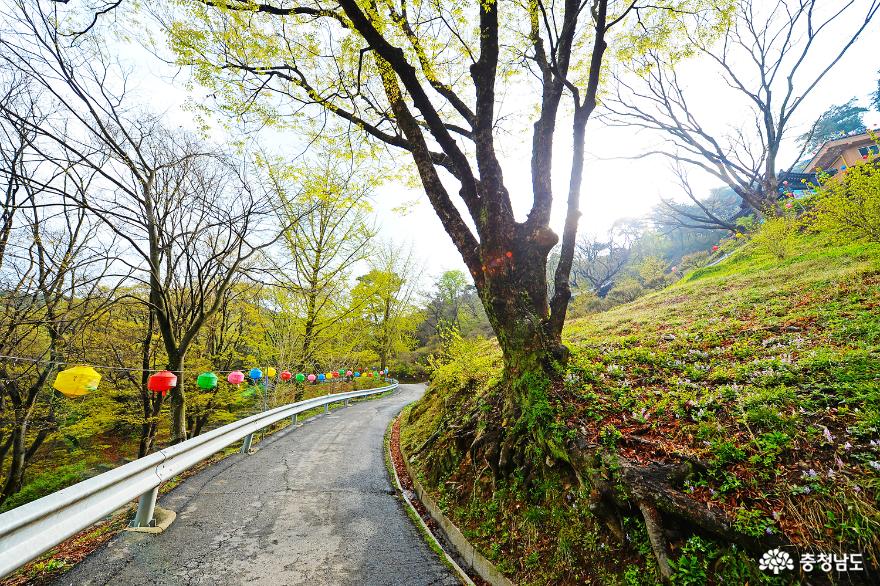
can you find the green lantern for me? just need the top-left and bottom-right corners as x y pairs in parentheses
(295, 373), (306, 382)
(338, 369), (344, 377)
(197, 372), (218, 390)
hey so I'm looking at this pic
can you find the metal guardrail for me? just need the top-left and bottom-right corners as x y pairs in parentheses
(0, 380), (398, 578)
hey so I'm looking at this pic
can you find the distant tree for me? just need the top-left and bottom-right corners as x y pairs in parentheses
(573, 220), (643, 297)
(605, 0), (880, 218)
(352, 244), (422, 370)
(421, 270), (488, 339)
(274, 151), (375, 372)
(654, 165), (744, 234)
(799, 99), (867, 153)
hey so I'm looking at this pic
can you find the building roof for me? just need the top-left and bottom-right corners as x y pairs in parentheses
(804, 129), (878, 172)
(777, 171), (817, 192)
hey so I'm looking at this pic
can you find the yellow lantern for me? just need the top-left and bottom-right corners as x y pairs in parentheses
(53, 366), (101, 397)
(325, 372), (333, 381)
(267, 367), (277, 378)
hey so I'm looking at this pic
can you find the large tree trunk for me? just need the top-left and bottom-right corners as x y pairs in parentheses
(471, 234), (572, 474)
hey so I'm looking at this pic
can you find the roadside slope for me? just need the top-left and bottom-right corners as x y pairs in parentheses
(402, 233), (880, 584)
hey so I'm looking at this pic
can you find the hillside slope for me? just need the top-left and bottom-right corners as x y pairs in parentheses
(400, 232), (880, 584)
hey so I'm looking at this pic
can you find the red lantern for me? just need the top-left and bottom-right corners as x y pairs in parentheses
(280, 370), (292, 381)
(366, 372), (373, 377)
(712, 245), (719, 252)
(332, 371), (339, 378)
(148, 370), (177, 396)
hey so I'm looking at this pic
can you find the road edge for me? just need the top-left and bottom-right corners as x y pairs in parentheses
(384, 410), (473, 586)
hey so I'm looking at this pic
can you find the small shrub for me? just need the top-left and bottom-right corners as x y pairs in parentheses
(752, 214), (799, 259)
(607, 277), (646, 304)
(677, 250), (711, 274)
(567, 289), (610, 317)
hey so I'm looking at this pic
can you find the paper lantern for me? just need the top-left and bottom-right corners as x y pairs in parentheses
(324, 372), (332, 380)
(366, 372), (373, 378)
(354, 371), (361, 377)
(346, 370), (353, 377)
(334, 370), (341, 378)
(148, 370), (177, 396)
(318, 373), (326, 382)
(307, 374), (316, 382)
(280, 370), (292, 381)
(228, 370), (245, 385)
(295, 373), (306, 382)
(197, 372), (218, 390)
(249, 367), (263, 380)
(53, 366), (101, 397)
(384, 368), (389, 375)
(712, 245), (719, 252)
(267, 367), (277, 378)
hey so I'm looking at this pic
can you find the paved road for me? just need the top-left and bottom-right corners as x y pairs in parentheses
(53, 383), (458, 586)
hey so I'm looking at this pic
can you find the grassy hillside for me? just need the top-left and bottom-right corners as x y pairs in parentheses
(400, 231), (880, 584)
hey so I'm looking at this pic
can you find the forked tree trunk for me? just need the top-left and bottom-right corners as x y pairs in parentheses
(471, 232), (572, 473)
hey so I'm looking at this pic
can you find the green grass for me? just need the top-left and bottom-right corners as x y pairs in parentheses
(402, 230), (880, 585)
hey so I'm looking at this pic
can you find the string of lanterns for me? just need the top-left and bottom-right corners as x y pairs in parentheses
(51, 363), (391, 398)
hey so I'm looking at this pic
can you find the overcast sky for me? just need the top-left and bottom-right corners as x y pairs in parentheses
(123, 4), (880, 285)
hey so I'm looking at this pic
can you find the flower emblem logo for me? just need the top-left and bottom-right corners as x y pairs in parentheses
(759, 549), (794, 574)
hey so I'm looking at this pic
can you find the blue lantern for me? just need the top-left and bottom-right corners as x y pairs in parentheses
(318, 373), (326, 382)
(384, 367), (389, 375)
(249, 367), (263, 380)
(354, 371), (361, 377)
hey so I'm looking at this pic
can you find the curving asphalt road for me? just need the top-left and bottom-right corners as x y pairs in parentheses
(52, 383), (458, 586)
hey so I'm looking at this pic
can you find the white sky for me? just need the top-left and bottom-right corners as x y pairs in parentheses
(116, 5), (880, 283)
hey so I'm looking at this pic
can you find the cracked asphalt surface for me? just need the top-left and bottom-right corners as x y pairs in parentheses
(53, 383), (459, 586)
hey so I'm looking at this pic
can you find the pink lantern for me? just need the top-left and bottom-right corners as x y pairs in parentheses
(307, 374), (316, 382)
(227, 370), (245, 385)
(346, 370), (353, 377)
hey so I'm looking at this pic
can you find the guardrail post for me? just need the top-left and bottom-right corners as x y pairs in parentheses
(291, 413), (297, 426)
(240, 432), (254, 454)
(324, 403), (329, 414)
(131, 486), (159, 528)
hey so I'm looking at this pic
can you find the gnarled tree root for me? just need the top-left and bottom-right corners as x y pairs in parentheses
(638, 499), (673, 581)
(571, 438), (792, 580)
